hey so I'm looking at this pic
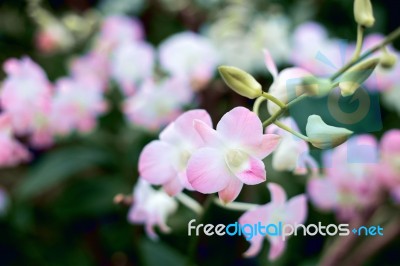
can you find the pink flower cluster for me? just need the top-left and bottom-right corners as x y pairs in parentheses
(139, 107), (280, 203)
(308, 131), (400, 221)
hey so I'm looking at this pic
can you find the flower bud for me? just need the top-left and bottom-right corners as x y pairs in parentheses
(306, 115), (353, 149)
(218, 66), (262, 99)
(380, 50), (397, 69)
(354, 0), (375, 28)
(338, 58), (379, 97)
(301, 76), (332, 97)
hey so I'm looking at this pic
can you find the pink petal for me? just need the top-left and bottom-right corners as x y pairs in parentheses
(218, 177), (243, 204)
(243, 235), (264, 258)
(263, 49), (278, 79)
(267, 183), (287, 204)
(252, 134), (281, 158)
(163, 177), (184, 196)
(186, 147), (232, 193)
(307, 178), (338, 210)
(139, 141), (177, 185)
(268, 238), (286, 261)
(193, 119), (221, 147)
(233, 155), (266, 185)
(216, 107), (263, 148)
(285, 194), (308, 225)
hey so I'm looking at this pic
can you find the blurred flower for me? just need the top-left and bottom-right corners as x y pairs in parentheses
(95, 15), (144, 53)
(382, 84), (400, 116)
(266, 117), (317, 174)
(69, 52), (110, 91)
(0, 114), (31, 167)
(159, 32), (219, 90)
(128, 179), (178, 240)
(0, 57), (53, 146)
(239, 183), (307, 260)
(110, 41), (155, 95)
(35, 21), (74, 54)
(206, 6), (291, 73)
(264, 49), (312, 115)
(378, 129), (400, 203)
(0, 187), (9, 215)
(123, 78), (193, 130)
(50, 77), (107, 135)
(305, 115), (353, 149)
(139, 110), (212, 196)
(307, 135), (381, 221)
(187, 107), (280, 203)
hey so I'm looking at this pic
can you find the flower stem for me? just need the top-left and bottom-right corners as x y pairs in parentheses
(350, 25), (365, 61)
(261, 92), (286, 109)
(252, 96), (267, 116)
(213, 197), (258, 211)
(262, 107), (287, 128)
(273, 120), (310, 141)
(176, 192), (203, 215)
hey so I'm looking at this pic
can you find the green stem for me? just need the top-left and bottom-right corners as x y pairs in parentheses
(331, 25), (400, 81)
(175, 193), (203, 215)
(213, 197), (258, 211)
(261, 92), (286, 109)
(273, 120), (310, 141)
(262, 106), (286, 128)
(350, 25), (365, 61)
(252, 96), (267, 116)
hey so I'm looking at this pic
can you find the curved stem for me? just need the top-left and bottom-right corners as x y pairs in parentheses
(273, 121), (309, 141)
(252, 96), (267, 116)
(213, 197), (258, 212)
(261, 92), (286, 109)
(176, 193), (203, 215)
(350, 25), (365, 61)
(262, 107), (287, 128)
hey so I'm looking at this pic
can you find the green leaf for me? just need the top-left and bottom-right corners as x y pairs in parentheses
(141, 238), (186, 266)
(15, 146), (113, 200)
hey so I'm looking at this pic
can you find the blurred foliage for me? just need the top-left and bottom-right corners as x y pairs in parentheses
(0, 0), (400, 265)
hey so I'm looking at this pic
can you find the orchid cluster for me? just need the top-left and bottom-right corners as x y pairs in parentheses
(0, 15), (219, 167)
(126, 0), (400, 262)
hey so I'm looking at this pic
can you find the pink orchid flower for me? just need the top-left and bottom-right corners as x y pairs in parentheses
(379, 129), (400, 203)
(139, 109), (212, 196)
(308, 135), (382, 221)
(50, 77), (107, 135)
(187, 107), (280, 203)
(128, 179), (178, 240)
(266, 117), (318, 175)
(263, 49), (313, 115)
(0, 114), (31, 167)
(123, 78), (193, 131)
(239, 183), (307, 261)
(0, 57), (52, 135)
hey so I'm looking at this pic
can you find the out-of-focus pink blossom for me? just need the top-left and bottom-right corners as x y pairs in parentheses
(123, 78), (193, 130)
(159, 32), (219, 90)
(266, 117), (317, 175)
(139, 110), (212, 196)
(264, 49), (312, 115)
(187, 107), (280, 203)
(0, 57), (53, 141)
(70, 53), (110, 91)
(307, 135), (382, 221)
(111, 41), (155, 95)
(35, 22), (74, 54)
(95, 15), (144, 53)
(378, 129), (400, 203)
(0, 114), (31, 167)
(50, 77), (107, 135)
(239, 183), (307, 260)
(128, 179), (178, 240)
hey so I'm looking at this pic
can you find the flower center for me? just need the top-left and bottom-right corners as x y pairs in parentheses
(226, 149), (247, 171)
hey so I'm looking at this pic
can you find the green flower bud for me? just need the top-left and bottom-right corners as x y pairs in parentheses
(338, 58), (379, 97)
(306, 115), (353, 149)
(354, 0), (375, 27)
(301, 76), (332, 97)
(218, 66), (262, 99)
(380, 50), (397, 69)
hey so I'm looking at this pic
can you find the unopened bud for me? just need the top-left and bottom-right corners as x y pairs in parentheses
(339, 58), (379, 96)
(380, 50), (397, 69)
(301, 76), (332, 97)
(354, 0), (375, 27)
(218, 66), (262, 99)
(306, 115), (353, 149)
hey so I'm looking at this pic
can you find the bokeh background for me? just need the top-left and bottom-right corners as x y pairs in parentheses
(0, 0), (399, 265)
